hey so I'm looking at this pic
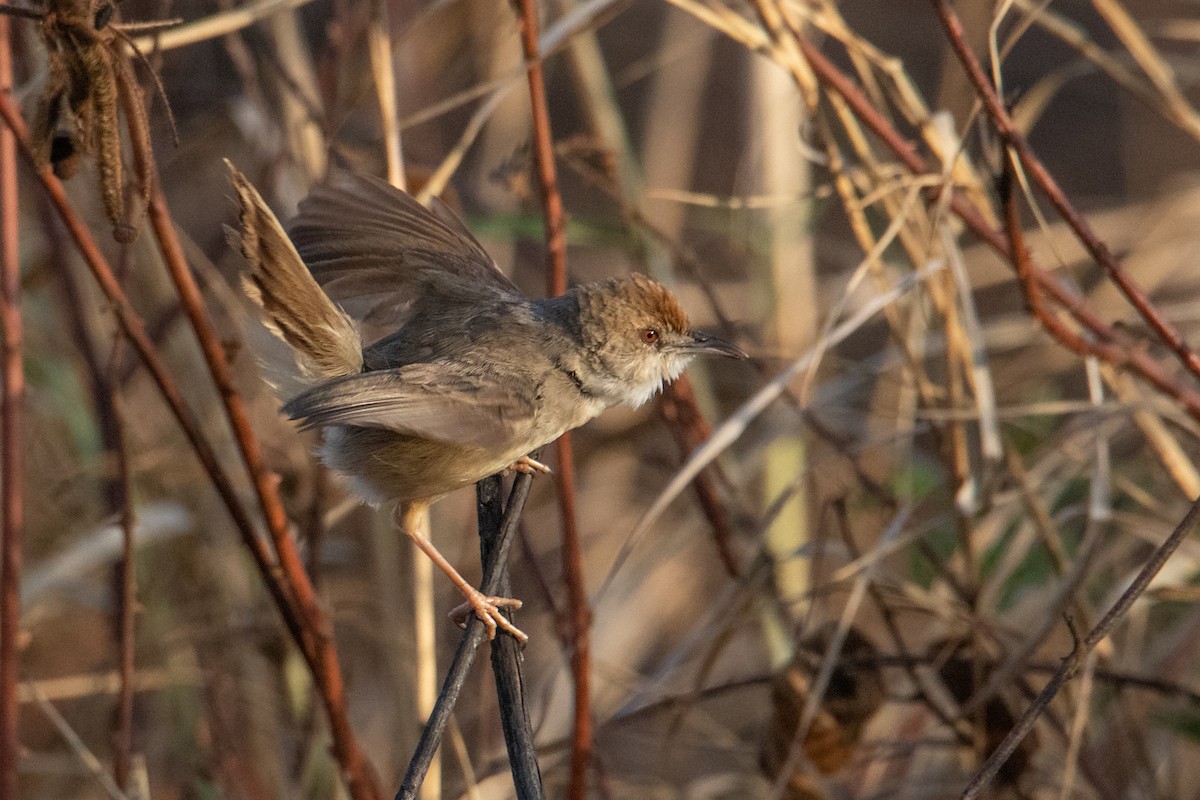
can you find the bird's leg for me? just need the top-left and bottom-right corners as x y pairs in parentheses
(395, 500), (528, 643)
(504, 454), (552, 476)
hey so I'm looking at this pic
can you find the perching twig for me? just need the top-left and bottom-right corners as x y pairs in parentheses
(480, 476), (546, 800)
(396, 472), (537, 800)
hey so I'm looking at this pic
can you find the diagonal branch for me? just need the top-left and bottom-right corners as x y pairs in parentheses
(115, 74), (382, 800)
(930, 0), (1200, 385)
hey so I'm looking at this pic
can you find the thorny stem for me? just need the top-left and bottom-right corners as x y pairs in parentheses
(0, 18), (21, 800)
(114, 73), (382, 800)
(516, 0), (592, 795)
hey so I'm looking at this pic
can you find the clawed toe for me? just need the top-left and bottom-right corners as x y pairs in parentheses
(505, 455), (552, 476)
(449, 591), (528, 644)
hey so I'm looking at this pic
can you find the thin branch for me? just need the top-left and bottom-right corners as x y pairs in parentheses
(0, 18), (22, 800)
(0, 92), (313, 639)
(115, 61), (382, 800)
(788, 35), (1200, 420)
(32, 689), (131, 800)
(930, 0), (1200, 385)
(515, 0), (591, 795)
(480, 477), (546, 800)
(51, 229), (139, 789)
(396, 473), (536, 800)
(959, 492), (1200, 799)
(659, 379), (740, 578)
(109, 359), (136, 791)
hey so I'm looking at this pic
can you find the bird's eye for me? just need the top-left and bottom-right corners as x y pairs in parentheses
(639, 328), (660, 345)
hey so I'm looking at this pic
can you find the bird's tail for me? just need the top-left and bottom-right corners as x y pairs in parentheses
(226, 162), (363, 390)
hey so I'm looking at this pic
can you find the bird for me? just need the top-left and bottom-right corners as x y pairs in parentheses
(227, 163), (744, 642)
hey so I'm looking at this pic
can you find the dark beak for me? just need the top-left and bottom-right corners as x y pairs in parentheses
(683, 330), (747, 359)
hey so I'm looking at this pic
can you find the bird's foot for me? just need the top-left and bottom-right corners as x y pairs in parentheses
(504, 455), (552, 476)
(449, 589), (528, 644)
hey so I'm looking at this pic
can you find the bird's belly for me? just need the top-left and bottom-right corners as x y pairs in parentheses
(318, 425), (537, 506)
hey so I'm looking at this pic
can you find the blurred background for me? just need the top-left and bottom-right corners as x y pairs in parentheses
(10, 0), (1200, 797)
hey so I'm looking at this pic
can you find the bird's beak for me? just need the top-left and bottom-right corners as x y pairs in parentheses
(682, 330), (747, 359)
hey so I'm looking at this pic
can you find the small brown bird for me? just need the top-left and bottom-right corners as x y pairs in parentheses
(228, 164), (743, 641)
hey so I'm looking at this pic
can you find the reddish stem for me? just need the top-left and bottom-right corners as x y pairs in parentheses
(790, 36), (1200, 418)
(929, 0), (1200, 386)
(659, 379), (740, 577)
(116, 79), (381, 800)
(0, 91), (310, 651)
(516, 0), (592, 794)
(0, 18), (21, 800)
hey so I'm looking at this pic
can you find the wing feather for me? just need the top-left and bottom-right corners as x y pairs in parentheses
(287, 173), (521, 337)
(282, 363), (536, 450)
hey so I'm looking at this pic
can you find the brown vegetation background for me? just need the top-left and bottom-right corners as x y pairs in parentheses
(8, 0), (1200, 798)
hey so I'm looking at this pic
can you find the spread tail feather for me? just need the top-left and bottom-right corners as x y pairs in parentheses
(227, 161), (363, 383)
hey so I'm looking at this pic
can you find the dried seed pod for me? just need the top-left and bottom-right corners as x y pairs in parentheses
(23, 0), (175, 242)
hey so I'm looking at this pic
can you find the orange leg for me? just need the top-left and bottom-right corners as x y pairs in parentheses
(395, 501), (528, 643)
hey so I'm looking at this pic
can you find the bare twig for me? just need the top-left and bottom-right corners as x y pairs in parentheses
(1, 84), (382, 799)
(0, 93), (310, 650)
(659, 379), (740, 578)
(396, 473), (537, 799)
(786, 35), (1200, 420)
(116, 62), (381, 800)
(930, 0), (1200, 386)
(52, 235), (138, 788)
(32, 688), (131, 800)
(515, 0), (591, 794)
(959, 493), (1200, 799)
(0, 19), (22, 800)
(109, 360), (136, 791)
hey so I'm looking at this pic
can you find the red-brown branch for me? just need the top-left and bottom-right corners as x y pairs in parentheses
(1001, 161), (1127, 365)
(0, 86), (380, 799)
(115, 78), (381, 800)
(788, 36), (1200, 419)
(516, 0), (592, 794)
(0, 18), (22, 800)
(0, 90), (309, 651)
(659, 379), (740, 577)
(929, 0), (1200, 386)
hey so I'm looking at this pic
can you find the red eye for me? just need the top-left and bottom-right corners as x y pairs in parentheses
(640, 328), (660, 345)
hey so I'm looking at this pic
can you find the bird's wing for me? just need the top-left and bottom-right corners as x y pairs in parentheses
(287, 172), (522, 337)
(282, 362), (536, 450)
